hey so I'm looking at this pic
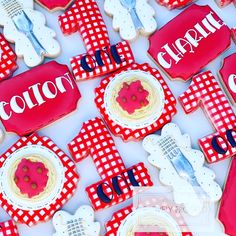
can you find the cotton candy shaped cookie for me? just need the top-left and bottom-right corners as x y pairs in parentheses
(143, 123), (222, 216)
(0, 0), (61, 67)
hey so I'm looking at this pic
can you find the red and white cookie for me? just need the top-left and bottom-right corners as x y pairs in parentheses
(156, 0), (193, 9)
(68, 117), (153, 211)
(148, 4), (231, 81)
(0, 61), (81, 136)
(35, 0), (74, 12)
(179, 71), (236, 163)
(104, 0), (157, 41)
(219, 53), (236, 105)
(143, 123), (222, 216)
(58, 0), (134, 81)
(218, 158), (236, 236)
(0, 0), (61, 67)
(215, 0), (234, 7)
(0, 34), (17, 80)
(0, 134), (79, 226)
(0, 220), (19, 236)
(95, 63), (177, 142)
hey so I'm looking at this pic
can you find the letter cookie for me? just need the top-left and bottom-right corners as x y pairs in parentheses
(0, 220), (19, 236)
(35, 0), (74, 12)
(156, 0), (193, 9)
(219, 158), (236, 236)
(0, 61), (81, 136)
(0, 134), (79, 226)
(143, 123), (222, 216)
(95, 63), (176, 141)
(104, 0), (157, 41)
(219, 53), (236, 105)
(53, 205), (100, 236)
(148, 4), (231, 81)
(68, 117), (153, 211)
(0, 0), (61, 67)
(179, 71), (236, 163)
(59, 0), (134, 81)
(0, 33), (17, 80)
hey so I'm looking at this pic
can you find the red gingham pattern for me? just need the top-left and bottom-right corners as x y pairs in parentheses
(0, 134), (79, 226)
(105, 201), (192, 236)
(68, 117), (153, 210)
(0, 34), (17, 80)
(179, 71), (236, 163)
(156, 0), (193, 9)
(0, 220), (19, 236)
(58, 0), (134, 81)
(95, 63), (177, 142)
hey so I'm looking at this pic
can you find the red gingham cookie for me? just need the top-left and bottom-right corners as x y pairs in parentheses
(0, 220), (19, 236)
(156, 0), (193, 9)
(0, 34), (17, 80)
(179, 71), (236, 163)
(0, 134), (79, 226)
(95, 63), (177, 142)
(68, 117), (153, 211)
(58, 0), (134, 81)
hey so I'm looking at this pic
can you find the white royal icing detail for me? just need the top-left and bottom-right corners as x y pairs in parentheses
(53, 205), (100, 236)
(143, 123), (222, 216)
(0, 0), (60, 67)
(104, 0), (157, 41)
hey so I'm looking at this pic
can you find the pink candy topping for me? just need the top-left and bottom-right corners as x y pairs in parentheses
(116, 80), (149, 114)
(14, 158), (49, 198)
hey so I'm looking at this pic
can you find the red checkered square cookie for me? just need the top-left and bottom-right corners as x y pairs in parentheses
(0, 220), (19, 236)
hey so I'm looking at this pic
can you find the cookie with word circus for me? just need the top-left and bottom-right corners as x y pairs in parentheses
(0, 0), (61, 67)
(35, 0), (74, 12)
(58, 0), (134, 81)
(156, 0), (193, 9)
(0, 61), (81, 136)
(148, 4), (231, 81)
(104, 0), (157, 41)
(95, 63), (177, 142)
(0, 134), (79, 226)
(68, 117), (153, 210)
(0, 33), (17, 80)
(106, 204), (192, 236)
(218, 158), (236, 236)
(53, 205), (100, 236)
(179, 71), (236, 163)
(143, 123), (222, 216)
(0, 220), (19, 236)
(220, 53), (236, 105)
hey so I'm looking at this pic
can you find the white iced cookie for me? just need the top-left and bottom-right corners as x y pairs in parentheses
(104, 0), (157, 41)
(0, 0), (61, 67)
(143, 123), (222, 216)
(53, 205), (100, 236)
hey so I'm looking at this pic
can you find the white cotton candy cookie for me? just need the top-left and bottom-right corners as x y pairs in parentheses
(0, 0), (61, 67)
(104, 0), (157, 41)
(143, 123), (222, 216)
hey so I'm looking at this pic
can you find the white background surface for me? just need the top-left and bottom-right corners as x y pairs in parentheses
(0, 0), (236, 235)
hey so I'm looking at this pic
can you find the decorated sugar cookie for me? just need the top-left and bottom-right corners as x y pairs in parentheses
(148, 4), (231, 81)
(143, 123), (222, 216)
(219, 158), (236, 236)
(106, 204), (192, 236)
(58, 0), (134, 81)
(156, 0), (193, 9)
(53, 205), (100, 236)
(215, 0), (235, 7)
(35, 0), (74, 12)
(95, 63), (177, 142)
(179, 71), (236, 163)
(0, 61), (81, 136)
(0, 33), (17, 80)
(0, 0), (61, 67)
(219, 53), (236, 105)
(68, 117), (153, 210)
(104, 0), (157, 41)
(0, 220), (19, 236)
(0, 134), (79, 226)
